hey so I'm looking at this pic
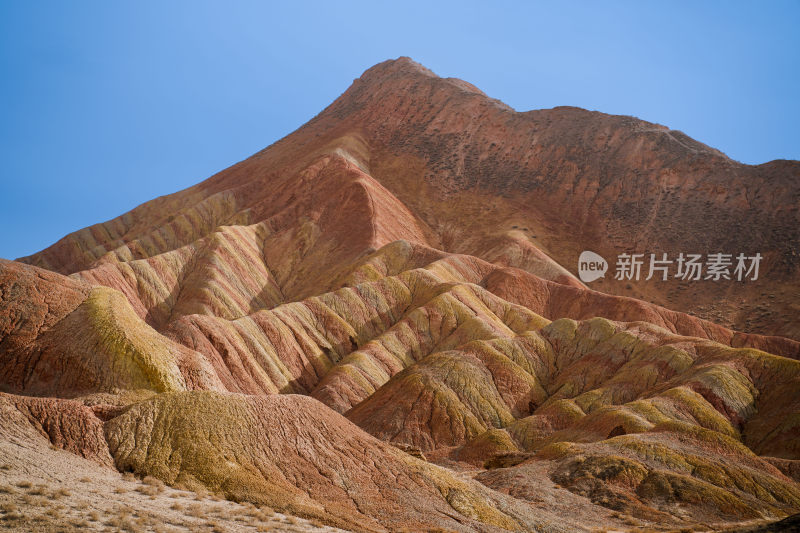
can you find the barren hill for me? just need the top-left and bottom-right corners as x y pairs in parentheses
(2, 57), (799, 532)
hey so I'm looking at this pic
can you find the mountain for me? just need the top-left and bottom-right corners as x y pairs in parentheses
(1, 57), (799, 532)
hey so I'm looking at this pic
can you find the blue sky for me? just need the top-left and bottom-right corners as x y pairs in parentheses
(1, 1), (798, 260)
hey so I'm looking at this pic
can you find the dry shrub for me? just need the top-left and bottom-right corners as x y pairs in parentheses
(19, 494), (36, 505)
(260, 505), (275, 517)
(0, 507), (23, 521)
(142, 476), (164, 490)
(106, 508), (144, 533)
(205, 519), (225, 533)
(28, 484), (47, 496)
(187, 504), (205, 518)
(135, 485), (159, 497)
(51, 487), (71, 499)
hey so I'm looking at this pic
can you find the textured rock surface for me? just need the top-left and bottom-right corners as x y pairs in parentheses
(104, 391), (571, 532)
(1, 57), (799, 531)
(0, 400), (351, 533)
(18, 58), (800, 341)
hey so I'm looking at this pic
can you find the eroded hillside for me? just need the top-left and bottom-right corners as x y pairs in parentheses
(2, 58), (799, 532)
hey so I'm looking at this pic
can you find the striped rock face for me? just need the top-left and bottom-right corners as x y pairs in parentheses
(1, 58), (799, 532)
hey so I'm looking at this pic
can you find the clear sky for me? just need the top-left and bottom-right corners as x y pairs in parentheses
(1, 1), (798, 261)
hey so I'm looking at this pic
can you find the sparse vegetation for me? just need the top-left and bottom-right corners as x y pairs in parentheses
(1, 502), (18, 513)
(187, 504), (205, 518)
(27, 484), (47, 496)
(205, 518), (225, 532)
(19, 494), (38, 505)
(135, 484), (160, 496)
(142, 475), (164, 490)
(52, 487), (71, 499)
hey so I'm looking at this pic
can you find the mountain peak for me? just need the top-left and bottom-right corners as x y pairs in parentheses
(349, 57), (490, 101)
(359, 56), (439, 81)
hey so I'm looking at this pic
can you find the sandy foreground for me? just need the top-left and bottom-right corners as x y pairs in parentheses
(0, 432), (348, 533)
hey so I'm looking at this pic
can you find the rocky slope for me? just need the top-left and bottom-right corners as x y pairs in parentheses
(1, 57), (799, 532)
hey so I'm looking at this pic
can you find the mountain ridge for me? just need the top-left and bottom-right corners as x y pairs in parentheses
(2, 57), (799, 532)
